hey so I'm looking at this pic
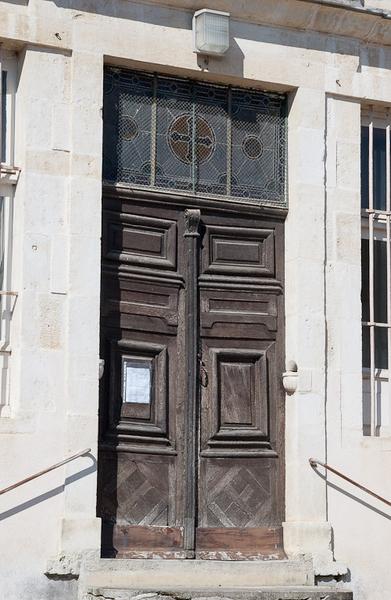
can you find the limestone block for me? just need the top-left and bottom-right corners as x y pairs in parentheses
(22, 233), (51, 290)
(336, 142), (360, 191)
(81, 558), (314, 589)
(50, 235), (68, 295)
(25, 149), (70, 177)
(68, 235), (100, 296)
(67, 296), (100, 355)
(68, 177), (102, 236)
(283, 521), (333, 564)
(23, 173), (67, 237)
(52, 103), (71, 152)
(60, 518), (101, 554)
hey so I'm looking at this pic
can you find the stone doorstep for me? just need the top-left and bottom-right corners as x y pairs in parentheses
(82, 588), (353, 600)
(81, 559), (314, 590)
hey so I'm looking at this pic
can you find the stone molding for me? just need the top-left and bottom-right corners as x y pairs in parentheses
(133, 0), (391, 45)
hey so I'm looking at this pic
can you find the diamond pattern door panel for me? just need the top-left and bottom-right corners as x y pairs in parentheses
(201, 461), (273, 528)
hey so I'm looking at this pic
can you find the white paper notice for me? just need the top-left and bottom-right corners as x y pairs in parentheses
(123, 361), (151, 404)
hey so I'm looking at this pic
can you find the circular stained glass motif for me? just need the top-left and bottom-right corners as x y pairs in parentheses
(243, 136), (263, 160)
(121, 116), (139, 141)
(168, 114), (215, 165)
(218, 173), (239, 186)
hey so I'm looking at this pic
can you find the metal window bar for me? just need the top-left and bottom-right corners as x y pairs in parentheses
(0, 55), (3, 165)
(0, 51), (17, 169)
(150, 76), (158, 188)
(103, 68), (287, 205)
(226, 87), (232, 197)
(363, 111), (391, 436)
(387, 113), (391, 438)
(368, 115), (376, 435)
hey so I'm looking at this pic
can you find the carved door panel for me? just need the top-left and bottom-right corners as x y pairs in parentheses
(97, 194), (189, 558)
(197, 212), (285, 559)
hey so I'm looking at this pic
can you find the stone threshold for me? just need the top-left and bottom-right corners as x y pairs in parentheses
(81, 559), (314, 590)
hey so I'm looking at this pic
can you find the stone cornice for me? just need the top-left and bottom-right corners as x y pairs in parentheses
(140, 0), (391, 46)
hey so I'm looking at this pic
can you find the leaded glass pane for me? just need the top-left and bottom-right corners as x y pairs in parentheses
(103, 67), (286, 205)
(103, 69), (153, 185)
(155, 76), (193, 192)
(194, 83), (228, 196)
(231, 89), (284, 201)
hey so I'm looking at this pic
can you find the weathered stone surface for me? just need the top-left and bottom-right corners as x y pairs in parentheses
(81, 559), (313, 590)
(82, 588), (353, 600)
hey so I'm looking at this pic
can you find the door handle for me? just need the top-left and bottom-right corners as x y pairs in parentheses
(198, 355), (208, 387)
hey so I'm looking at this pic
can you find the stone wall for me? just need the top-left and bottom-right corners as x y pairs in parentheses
(0, 1), (390, 599)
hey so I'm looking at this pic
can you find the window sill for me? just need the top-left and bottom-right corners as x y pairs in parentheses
(361, 435), (391, 451)
(0, 163), (20, 185)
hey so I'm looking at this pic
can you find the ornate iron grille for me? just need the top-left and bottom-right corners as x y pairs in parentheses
(103, 67), (287, 205)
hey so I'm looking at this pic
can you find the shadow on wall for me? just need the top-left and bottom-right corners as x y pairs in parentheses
(311, 464), (391, 521)
(50, 0), (382, 69)
(0, 452), (96, 522)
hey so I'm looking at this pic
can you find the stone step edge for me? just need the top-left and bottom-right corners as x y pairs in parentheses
(82, 587), (353, 600)
(81, 559), (313, 589)
(83, 559), (312, 570)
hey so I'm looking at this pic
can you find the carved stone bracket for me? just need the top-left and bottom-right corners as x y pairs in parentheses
(184, 208), (201, 238)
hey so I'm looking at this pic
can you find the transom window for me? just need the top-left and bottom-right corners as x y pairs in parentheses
(361, 111), (391, 437)
(103, 67), (287, 205)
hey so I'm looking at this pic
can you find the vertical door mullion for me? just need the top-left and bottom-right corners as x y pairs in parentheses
(183, 208), (200, 556)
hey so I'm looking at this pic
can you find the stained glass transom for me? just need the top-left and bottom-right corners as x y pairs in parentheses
(103, 67), (287, 205)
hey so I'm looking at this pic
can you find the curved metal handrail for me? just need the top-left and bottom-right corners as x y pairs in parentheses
(310, 457), (391, 508)
(0, 448), (91, 496)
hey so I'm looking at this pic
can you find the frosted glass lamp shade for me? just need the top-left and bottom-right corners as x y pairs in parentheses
(193, 9), (230, 56)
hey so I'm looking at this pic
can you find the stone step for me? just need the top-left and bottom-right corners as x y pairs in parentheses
(81, 559), (313, 589)
(82, 588), (353, 600)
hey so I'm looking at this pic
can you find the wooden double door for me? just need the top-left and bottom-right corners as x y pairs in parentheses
(97, 190), (285, 559)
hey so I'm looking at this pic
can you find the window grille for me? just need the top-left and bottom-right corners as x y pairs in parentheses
(361, 111), (391, 437)
(103, 67), (287, 205)
(0, 51), (16, 167)
(0, 50), (17, 416)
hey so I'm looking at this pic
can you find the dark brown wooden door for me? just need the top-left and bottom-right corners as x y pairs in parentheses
(196, 211), (285, 559)
(97, 190), (285, 560)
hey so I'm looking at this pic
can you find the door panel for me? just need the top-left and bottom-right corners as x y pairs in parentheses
(197, 212), (285, 559)
(98, 192), (285, 559)
(98, 196), (188, 558)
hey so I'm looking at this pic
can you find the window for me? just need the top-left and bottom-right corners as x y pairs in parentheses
(0, 50), (18, 416)
(361, 111), (391, 436)
(103, 67), (287, 205)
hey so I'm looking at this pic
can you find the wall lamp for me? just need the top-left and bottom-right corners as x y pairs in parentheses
(193, 9), (230, 57)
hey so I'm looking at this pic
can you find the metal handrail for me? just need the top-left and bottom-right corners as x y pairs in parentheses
(0, 448), (91, 496)
(309, 457), (391, 508)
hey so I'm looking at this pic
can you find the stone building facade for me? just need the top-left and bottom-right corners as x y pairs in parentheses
(0, 1), (390, 599)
